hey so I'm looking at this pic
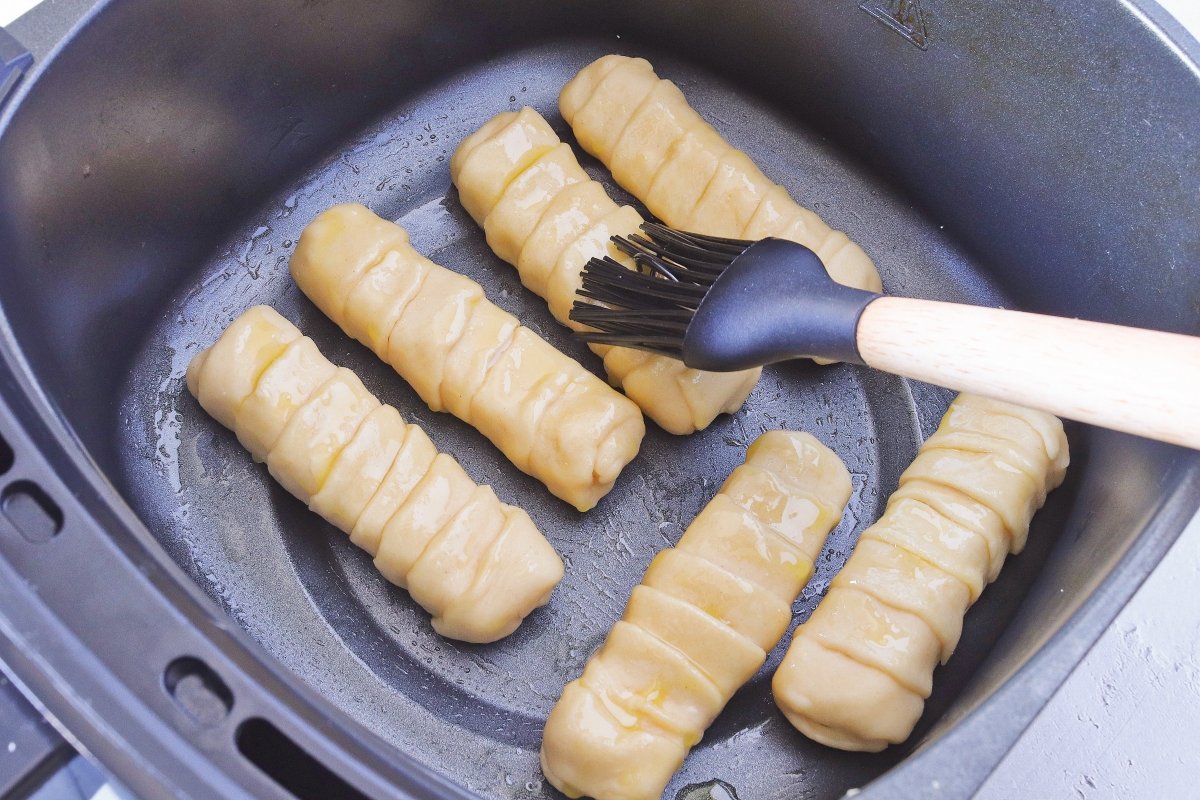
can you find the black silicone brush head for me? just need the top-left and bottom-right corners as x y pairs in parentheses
(570, 223), (880, 371)
(570, 223), (750, 360)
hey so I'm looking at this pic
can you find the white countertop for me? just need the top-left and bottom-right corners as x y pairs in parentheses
(0, 0), (35, 25)
(1, 0), (1197, 798)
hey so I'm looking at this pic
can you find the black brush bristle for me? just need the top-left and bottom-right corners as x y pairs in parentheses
(570, 223), (753, 357)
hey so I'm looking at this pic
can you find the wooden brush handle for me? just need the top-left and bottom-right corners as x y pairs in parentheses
(856, 296), (1200, 449)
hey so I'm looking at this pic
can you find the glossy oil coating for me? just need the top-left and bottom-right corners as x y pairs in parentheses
(773, 394), (1068, 751)
(186, 305), (563, 643)
(560, 55), (883, 298)
(290, 203), (645, 511)
(451, 107), (761, 435)
(541, 431), (852, 800)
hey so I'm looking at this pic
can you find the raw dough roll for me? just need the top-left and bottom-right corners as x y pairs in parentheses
(450, 107), (761, 436)
(559, 54), (884, 297)
(541, 431), (852, 800)
(187, 305), (563, 643)
(772, 394), (1068, 751)
(290, 203), (644, 512)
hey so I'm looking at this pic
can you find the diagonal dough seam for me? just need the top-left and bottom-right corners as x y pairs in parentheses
(585, 57), (661, 164)
(263, 369), (375, 498)
(467, 140), (558, 220)
(406, 486), (508, 598)
(580, 643), (719, 743)
(806, 587), (938, 698)
(224, 335), (296, 424)
(431, 292), (488, 411)
(365, 249), (437, 364)
(453, 306), (521, 413)
(341, 419), (414, 537)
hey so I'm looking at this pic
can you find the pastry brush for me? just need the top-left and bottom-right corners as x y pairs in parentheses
(569, 223), (1200, 450)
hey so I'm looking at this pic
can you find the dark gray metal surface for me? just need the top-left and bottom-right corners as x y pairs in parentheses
(0, 1), (1196, 799)
(114, 44), (985, 797)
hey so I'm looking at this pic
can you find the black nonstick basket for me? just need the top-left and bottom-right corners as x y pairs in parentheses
(0, 1), (1197, 798)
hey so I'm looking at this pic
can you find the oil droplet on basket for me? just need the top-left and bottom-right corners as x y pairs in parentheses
(153, 407), (183, 495)
(676, 779), (739, 800)
(239, 226), (272, 276)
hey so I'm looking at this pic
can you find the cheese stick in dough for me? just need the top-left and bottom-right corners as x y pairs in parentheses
(773, 394), (1068, 751)
(541, 431), (852, 800)
(290, 203), (644, 512)
(187, 305), (563, 643)
(559, 54), (883, 297)
(450, 107), (761, 436)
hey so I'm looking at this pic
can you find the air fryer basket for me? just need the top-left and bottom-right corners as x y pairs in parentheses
(0, 1), (1197, 799)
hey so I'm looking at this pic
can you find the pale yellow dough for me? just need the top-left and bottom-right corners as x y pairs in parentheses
(559, 55), (884, 297)
(187, 305), (563, 643)
(450, 107), (761, 436)
(290, 203), (644, 512)
(541, 431), (852, 800)
(772, 394), (1068, 751)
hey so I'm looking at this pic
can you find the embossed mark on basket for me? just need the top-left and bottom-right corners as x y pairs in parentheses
(860, 0), (928, 50)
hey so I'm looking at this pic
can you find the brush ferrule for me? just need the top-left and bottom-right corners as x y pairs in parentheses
(682, 238), (881, 371)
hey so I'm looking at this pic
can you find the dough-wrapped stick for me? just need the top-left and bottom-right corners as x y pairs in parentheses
(290, 203), (644, 512)
(187, 305), (563, 642)
(772, 394), (1068, 750)
(450, 107), (761, 435)
(541, 431), (852, 800)
(559, 54), (882, 297)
